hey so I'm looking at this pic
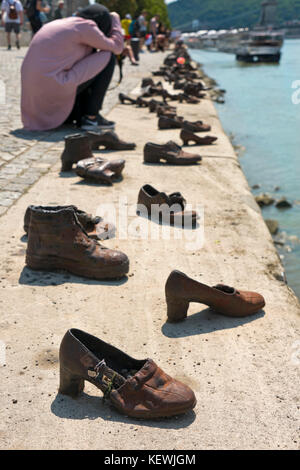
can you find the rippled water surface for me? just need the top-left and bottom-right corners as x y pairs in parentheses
(190, 41), (300, 298)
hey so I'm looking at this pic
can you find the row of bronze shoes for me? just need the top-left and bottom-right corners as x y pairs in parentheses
(24, 203), (265, 419)
(26, 51), (265, 420)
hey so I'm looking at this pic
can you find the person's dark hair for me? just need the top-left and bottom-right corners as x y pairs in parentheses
(77, 3), (112, 36)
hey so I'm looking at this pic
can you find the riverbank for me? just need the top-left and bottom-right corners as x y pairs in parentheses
(0, 48), (299, 450)
(189, 43), (300, 299)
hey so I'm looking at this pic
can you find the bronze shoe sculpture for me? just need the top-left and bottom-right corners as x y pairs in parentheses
(24, 205), (115, 241)
(136, 96), (149, 108)
(61, 133), (93, 172)
(157, 107), (177, 118)
(118, 93), (136, 105)
(25, 206), (129, 279)
(59, 328), (196, 418)
(183, 120), (211, 133)
(179, 93), (200, 104)
(76, 157), (125, 185)
(158, 116), (184, 130)
(144, 141), (202, 165)
(137, 184), (198, 227)
(180, 129), (218, 146)
(86, 131), (136, 151)
(165, 270), (266, 323)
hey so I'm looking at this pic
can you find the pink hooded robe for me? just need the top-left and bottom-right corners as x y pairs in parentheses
(21, 15), (124, 131)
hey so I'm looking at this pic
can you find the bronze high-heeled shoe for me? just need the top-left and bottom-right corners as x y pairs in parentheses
(180, 129), (218, 146)
(165, 270), (265, 322)
(59, 328), (196, 419)
(118, 93), (136, 105)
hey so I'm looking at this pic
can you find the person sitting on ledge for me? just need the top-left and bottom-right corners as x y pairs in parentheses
(21, 4), (123, 131)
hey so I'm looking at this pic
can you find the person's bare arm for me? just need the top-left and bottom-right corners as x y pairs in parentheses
(1, 9), (5, 26)
(36, 0), (50, 14)
(19, 10), (24, 25)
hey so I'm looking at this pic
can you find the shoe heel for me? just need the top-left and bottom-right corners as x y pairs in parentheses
(166, 297), (189, 322)
(61, 159), (73, 172)
(182, 140), (189, 146)
(59, 366), (84, 397)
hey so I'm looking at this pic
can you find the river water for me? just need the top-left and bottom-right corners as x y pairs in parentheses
(190, 40), (300, 298)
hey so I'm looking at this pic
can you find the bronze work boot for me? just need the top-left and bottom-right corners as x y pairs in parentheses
(76, 157), (125, 185)
(86, 131), (136, 151)
(182, 120), (211, 133)
(24, 205), (115, 241)
(144, 141), (202, 165)
(137, 184), (198, 227)
(59, 328), (196, 418)
(180, 129), (218, 146)
(156, 107), (177, 118)
(60, 134), (93, 172)
(165, 271), (265, 323)
(26, 206), (129, 279)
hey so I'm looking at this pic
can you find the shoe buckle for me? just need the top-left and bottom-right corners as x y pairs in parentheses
(87, 359), (106, 378)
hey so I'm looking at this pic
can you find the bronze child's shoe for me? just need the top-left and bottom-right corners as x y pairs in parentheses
(59, 328), (196, 419)
(76, 157), (125, 185)
(24, 205), (115, 241)
(25, 206), (129, 279)
(60, 133), (93, 172)
(165, 270), (265, 323)
(137, 184), (198, 227)
(144, 141), (202, 165)
(118, 93), (136, 105)
(87, 131), (136, 151)
(180, 129), (218, 146)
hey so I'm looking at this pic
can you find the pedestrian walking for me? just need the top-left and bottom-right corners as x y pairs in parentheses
(1, 0), (23, 50)
(24, 0), (50, 35)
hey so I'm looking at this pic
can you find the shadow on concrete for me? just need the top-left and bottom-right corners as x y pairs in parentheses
(161, 307), (265, 338)
(18, 266), (128, 287)
(51, 393), (196, 429)
(137, 211), (200, 231)
(10, 126), (76, 143)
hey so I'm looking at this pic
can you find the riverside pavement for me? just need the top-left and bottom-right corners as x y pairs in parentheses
(0, 47), (299, 450)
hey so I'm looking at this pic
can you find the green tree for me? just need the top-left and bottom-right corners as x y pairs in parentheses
(97, 0), (137, 18)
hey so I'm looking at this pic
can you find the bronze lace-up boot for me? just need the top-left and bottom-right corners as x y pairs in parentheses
(60, 134), (93, 172)
(165, 270), (265, 322)
(25, 206), (129, 279)
(24, 205), (115, 241)
(59, 328), (196, 419)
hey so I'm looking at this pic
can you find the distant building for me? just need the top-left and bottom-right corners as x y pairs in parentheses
(258, 0), (278, 27)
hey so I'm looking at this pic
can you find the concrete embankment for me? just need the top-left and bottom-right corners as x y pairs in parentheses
(0, 51), (299, 450)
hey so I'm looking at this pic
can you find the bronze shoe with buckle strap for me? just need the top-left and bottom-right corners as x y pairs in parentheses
(59, 329), (196, 419)
(165, 270), (266, 322)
